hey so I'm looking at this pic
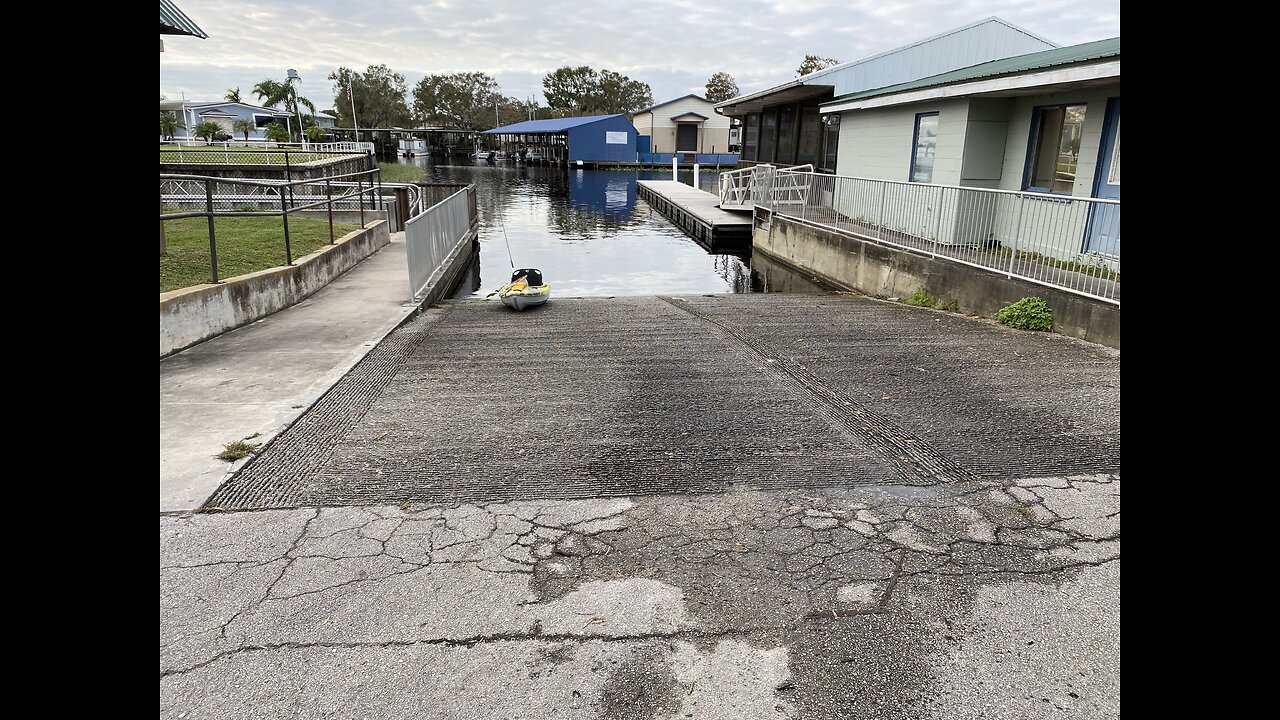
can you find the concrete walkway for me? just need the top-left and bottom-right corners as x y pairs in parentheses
(159, 232), (416, 513)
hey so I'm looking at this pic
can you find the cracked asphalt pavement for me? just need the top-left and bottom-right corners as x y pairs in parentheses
(161, 294), (1119, 719)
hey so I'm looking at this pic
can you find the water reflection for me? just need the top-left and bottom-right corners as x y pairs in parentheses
(747, 251), (841, 293)
(395, 158), (825, 298)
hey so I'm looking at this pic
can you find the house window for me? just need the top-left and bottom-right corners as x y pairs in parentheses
(759, 109), (777, 163)
(1108, 118), (1120, 184)
(776, 105), (796, 164)
(910, 112), (939, 183)
(1026, 104), (1087, 193)
(254, 115), (277, 128)
(796, 105), (821, 165)
(742, 114), (759, 161)
(821, 117), (840, 171)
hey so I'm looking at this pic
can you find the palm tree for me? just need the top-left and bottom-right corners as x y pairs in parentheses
(193, 121), (222, 143)
(160, 112), (184, 141)
(232, 118), (256, 142)
(263, 122), (290, 144)
(225, 87), (242, 103)
(253, 77), (317, 141)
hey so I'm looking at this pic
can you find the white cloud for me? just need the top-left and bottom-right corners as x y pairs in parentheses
(160, 0), (1120, 112)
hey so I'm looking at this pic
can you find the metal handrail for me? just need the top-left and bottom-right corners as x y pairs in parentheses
(159, 168), (378, 191)
(758, 166), (1120, 303)
(720, 164), (814, 208)
(774, 169), (1121, 205)
(160, 168), (384, 284)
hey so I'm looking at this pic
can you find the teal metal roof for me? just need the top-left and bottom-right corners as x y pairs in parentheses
(160, 0), (208, 38)
(823, 37), (1119, 106)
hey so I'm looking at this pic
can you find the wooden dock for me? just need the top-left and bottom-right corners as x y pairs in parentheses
(636, 181), (752, 253)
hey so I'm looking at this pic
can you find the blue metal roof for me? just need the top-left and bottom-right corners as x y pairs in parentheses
(482, 115), (624, 134)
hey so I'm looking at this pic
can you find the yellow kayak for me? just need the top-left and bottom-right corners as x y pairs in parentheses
(487, 275), (551, 311)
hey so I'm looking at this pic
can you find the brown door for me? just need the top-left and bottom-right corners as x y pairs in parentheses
(677, 123), (698, 152)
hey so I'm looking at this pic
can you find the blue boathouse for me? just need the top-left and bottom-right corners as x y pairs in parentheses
(481, 115), (637, 167)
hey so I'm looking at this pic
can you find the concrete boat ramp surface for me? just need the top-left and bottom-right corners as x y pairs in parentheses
(161, 279), (1120, 718)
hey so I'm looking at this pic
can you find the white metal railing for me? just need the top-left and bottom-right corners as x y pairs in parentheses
(718, 164), (767, 209)
(160, 145), (368, 166)
(314, 141), (375, 153)
(159, 178), (415, 214)
(405, 187), (473, 303)
(160, 139), (373, 152)
(762, 168), (1120, 304)
(718, 164), (813, 210)
(771, 164), (814, 206)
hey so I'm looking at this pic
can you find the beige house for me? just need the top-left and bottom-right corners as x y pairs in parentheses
(632, 95), (732, 155)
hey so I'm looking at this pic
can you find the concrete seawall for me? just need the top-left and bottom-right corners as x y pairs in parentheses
(756, 215), (1120, 349)
(160, 220), (391, 357)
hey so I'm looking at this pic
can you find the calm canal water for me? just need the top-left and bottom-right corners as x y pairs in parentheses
(391, 158), (827, 298)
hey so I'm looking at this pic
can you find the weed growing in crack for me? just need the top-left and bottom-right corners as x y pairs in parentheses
(904, 288), (938, 308)
(217, 440), (259, 462)
(996, 297), (1053, 331)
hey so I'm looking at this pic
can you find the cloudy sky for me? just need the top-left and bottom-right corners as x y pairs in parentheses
(160, 0), (1120, 113)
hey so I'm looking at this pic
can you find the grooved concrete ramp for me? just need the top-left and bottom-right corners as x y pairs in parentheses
(206, 294), (1119, 510)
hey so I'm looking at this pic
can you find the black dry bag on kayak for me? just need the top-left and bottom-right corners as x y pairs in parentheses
(512, 268), (543, 286)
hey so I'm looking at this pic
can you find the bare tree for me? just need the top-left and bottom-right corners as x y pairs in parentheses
(796, 55), (841, 76)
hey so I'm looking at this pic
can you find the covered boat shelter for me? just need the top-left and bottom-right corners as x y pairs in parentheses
(482, 115), (637, 168)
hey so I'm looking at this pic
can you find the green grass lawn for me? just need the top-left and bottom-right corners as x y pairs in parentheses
(160, 216), (358, 293)
(377, 162), (426, 183)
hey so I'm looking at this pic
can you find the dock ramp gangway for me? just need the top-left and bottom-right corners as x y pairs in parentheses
(718, 164), (813, 212)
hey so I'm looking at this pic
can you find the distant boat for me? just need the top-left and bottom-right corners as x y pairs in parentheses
(487, 268), (550, 311)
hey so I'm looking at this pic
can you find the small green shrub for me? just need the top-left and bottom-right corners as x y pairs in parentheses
(996, 297), (1053, 331)
(940, 297), (959, 312)
(904, 288), (938, 308)
(217, 440), (259, 462)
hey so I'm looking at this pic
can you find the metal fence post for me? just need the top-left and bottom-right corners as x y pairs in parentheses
(326, 178), (335, 243)
(877, 181), (886, 242)
(281, 189), (293, 265)
(160, 188), (167, 256)
(1009, 194), (1025, 277)
(932, 186), (943, 257)
(205, 179), (219, 283)
(358, 173), (366, 226)
(375, 167), (383, 210)
(284, 150), (294, 213)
